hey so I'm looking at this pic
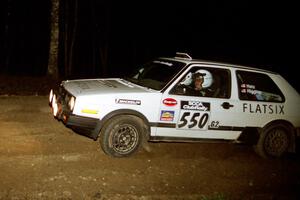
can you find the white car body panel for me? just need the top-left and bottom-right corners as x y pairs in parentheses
(66, 79), (163, 125)
(52, 56), (300, 143)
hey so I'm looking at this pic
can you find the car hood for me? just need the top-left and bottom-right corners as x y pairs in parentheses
(62, 78), (154, 96)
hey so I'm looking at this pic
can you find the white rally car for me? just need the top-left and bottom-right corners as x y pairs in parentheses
(49, 53), (300, 158)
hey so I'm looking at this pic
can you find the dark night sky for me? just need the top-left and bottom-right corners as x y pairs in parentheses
(0, 1), (299, 91)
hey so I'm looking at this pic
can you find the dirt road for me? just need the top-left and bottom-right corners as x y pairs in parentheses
(0, 96), (299, 200)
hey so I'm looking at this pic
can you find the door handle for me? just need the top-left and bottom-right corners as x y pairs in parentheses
(221, 102), (234, 109)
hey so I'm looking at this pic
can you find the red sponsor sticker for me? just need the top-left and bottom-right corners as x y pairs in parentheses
(163, 98), (177, 106)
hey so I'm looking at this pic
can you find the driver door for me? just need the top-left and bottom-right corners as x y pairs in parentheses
(155, 65), (242, 140)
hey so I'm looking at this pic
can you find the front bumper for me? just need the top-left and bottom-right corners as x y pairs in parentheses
(49, 87), (100, 140)
(66, 114), (100, 139)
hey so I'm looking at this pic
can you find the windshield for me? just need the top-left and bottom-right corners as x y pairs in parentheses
(125, 60), (186, 90)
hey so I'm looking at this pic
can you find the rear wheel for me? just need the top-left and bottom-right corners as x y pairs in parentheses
(255, 123), (291, 158)
(99, 115), (145, 157)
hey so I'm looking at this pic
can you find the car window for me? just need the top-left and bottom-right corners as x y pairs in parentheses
(170, 67), (231, 99)
(236, 70), (285, 102)
(125, 60), (185, 90)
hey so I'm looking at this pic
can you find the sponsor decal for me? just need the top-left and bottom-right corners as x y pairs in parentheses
(163, 98), (177, 106)
(240, 84), (282, 101)
(160, 110), (175, 121)
(181, 101), (210, 111)
(242, 103), (284, 114)
(241, 84), (255, 90)
(177, 101), (211, 130)
(116, 99), (141, 105)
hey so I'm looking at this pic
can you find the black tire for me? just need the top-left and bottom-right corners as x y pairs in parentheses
(255, 123), (291, 158)
(99, 115), (145, 158)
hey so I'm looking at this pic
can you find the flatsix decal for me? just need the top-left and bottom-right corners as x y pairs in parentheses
(242, 103), (284, 114)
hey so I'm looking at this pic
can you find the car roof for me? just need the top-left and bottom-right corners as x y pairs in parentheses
(158, 53), (278, 75)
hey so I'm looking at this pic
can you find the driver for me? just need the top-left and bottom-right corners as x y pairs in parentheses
(193, 72), (206, 96)
(185, 69), (214, 96)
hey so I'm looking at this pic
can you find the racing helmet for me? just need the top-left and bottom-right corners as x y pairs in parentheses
(193, 69), (213, 88)
(180, 72), (193, 85)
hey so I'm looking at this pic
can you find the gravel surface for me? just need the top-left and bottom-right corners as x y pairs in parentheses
(0, 75), (299, 199)
(0, 96), (299, 200)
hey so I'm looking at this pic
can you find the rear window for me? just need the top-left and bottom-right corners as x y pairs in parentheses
(236, 70), (285, 102)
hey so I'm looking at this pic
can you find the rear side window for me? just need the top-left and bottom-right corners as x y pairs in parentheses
(236, 70), (285, 102)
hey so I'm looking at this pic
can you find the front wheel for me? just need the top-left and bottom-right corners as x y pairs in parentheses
(99, 115), (145, 158)
(255, 123), (291, 158)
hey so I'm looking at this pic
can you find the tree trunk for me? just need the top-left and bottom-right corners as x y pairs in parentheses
(67, 0), (78, 77)
(47, 0), (60, 78)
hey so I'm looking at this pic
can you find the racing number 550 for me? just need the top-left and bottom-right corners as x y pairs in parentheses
(177, 111), (209, 129)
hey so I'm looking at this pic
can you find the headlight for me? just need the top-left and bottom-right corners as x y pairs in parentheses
(49, 89), (53, 104)
(52, 94), (58, 117)
(68, 96), (76, 111)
